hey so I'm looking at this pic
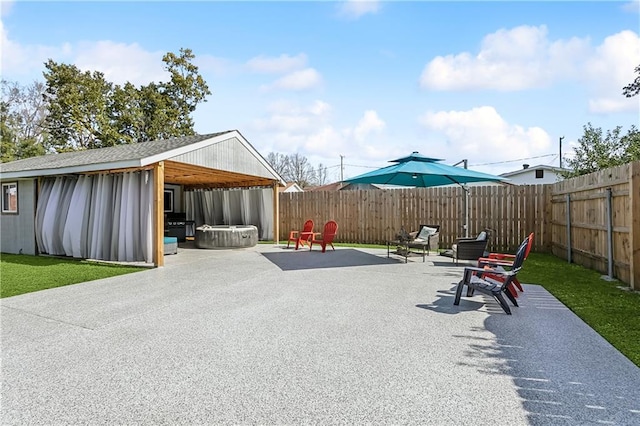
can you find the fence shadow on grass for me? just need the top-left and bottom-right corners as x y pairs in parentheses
(261, 248), (400, 271)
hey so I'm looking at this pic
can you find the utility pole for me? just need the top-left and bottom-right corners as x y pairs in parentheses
(340, 155), (345, 181)
(560, 136), (564, 169)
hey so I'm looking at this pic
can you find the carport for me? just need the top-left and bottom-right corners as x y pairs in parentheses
(0, 130), (286, 266)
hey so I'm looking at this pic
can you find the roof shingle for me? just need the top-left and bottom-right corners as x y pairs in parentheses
(0, 132), (231, 173)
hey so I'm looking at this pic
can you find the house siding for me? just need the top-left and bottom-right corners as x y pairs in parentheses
(506, 169), (562, 185)
(0, 179), (37, 255)
(169, 137), (275, 180)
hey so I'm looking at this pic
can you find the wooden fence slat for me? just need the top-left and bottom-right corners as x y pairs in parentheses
(278, 161), (637, 288)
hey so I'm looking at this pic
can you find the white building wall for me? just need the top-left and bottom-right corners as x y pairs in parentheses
(506, 169), (563, 185)
(0, 179), (37, 255)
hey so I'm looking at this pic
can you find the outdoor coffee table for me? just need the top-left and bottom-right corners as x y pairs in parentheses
(387, 239), (430, 263)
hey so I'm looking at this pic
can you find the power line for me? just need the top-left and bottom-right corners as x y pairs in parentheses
(344, 163), (381, 169)
(470, 153), (556, 167)
(328, 153), (560, 172)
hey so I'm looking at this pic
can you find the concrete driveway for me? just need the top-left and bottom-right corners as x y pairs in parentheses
(2, 245), (639, 425)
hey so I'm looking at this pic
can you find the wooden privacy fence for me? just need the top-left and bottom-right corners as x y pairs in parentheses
(279, 185), (548, 254)
(550, 161), (640, 289)
(279, 160), (640, 290)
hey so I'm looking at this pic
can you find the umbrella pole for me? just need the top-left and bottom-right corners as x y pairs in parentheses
(463, 185), (469, 238)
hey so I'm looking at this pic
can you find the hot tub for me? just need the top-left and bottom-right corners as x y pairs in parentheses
(194, 225), (259, 249)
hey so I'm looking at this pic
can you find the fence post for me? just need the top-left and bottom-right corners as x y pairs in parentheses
(566, 193), (572, 264)
(602, 187), (614, 281)
(543, 184), (553, 253)
(630, 161), (640, 290)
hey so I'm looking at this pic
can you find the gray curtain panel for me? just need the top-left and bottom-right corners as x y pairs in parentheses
(185, 187), (274, 239)
(35, 171), (154, 263)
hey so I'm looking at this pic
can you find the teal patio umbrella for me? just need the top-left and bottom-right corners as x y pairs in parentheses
(343, 152), (506, 187)
(343, 152), (507, 237)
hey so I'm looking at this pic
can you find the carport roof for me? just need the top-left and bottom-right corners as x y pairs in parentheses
(0, 130), (286, 187)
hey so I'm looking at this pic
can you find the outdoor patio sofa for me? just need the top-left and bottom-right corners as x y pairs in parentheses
(451, 229), (490, 264)
(388, 224), (440, 263)
(408, 224), (440, 253)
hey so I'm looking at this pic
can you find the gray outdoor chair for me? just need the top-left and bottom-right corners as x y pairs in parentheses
(451, 229), (490, 264)
(408, 224), (440, 253)
(453, 235), (529, 314)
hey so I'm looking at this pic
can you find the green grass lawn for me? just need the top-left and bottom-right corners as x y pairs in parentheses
(0, 254), (145, 298)
(519, 252), (640, 367)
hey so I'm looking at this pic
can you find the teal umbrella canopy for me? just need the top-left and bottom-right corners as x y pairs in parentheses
(344, 152), (506, 187)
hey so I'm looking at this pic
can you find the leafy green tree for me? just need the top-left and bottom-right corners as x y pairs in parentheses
(0, 80), (47, 161)
(43, 61), (116, 151)
(42, 48), (211, 152)
(623, 64), (640, 98)
(563, 123), (640, 178)
(0, 102), (18, 162)
(161, 48), (211, 136)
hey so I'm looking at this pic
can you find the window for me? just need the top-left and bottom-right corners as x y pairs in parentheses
(535, 169), (544, 179)
(164, 189), (174, 212)
(2, 182), (18, 213)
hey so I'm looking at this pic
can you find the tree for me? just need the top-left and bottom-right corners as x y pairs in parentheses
(42, 48), (211, 152)
(266, 152), (327, 187)
(316, 162), (328, 185)
(266, 152), (289, 178)
(287, 153), (316, 187)
(623, 64), (640, 98)
(161, 48), (211, 136)
(563, 123), (640, 178)
(1, 80), (47, 161)
(43, 61), (116, 151)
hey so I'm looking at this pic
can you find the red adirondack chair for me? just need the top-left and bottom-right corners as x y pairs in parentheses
(309, 220), (338, 253)
(287, 220), (314, 250)
(477, 232), (535, 297)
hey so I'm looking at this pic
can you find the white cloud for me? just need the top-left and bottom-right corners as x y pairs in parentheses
(622, 0), (640, 13)
(309, 100), (331, 116)
(73, 41), (166, 86)
(1, 1), (14, 17)
(419, 25), (640, 114)
(0, 20), (67, 81)
(246, 53), (307, 74)
(419, 106), (553, 174)
(420, 25), (589, 91)
(353, 110), (386, 141)
(337, 0), (381, 19)
(252, 101), (388, 178)
(196, 54), (235, 76)
(263, 68), (322, 91)
(254, 99), (332, 136)
(584, 30), (640, 113)
(0, 21), (171, 86)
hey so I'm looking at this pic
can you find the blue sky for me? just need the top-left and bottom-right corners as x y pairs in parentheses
(2, 1), (639, 180)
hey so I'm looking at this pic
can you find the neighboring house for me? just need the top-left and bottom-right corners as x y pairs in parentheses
(500, 164), (566, 185)
(279, 182), (304, 193)
(0, 130), (286, 266)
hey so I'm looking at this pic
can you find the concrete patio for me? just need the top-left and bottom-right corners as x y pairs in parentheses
(2, 245), (639, 425)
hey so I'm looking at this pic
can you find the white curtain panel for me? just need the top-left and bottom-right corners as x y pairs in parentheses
(62, 175), (92, 258)
(259, 189), (273, 239)
(185, 187), (274, 239)
(35, 178), (54, 253)
(40, 177), (74, 256)
(35, 171), (154, 263)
